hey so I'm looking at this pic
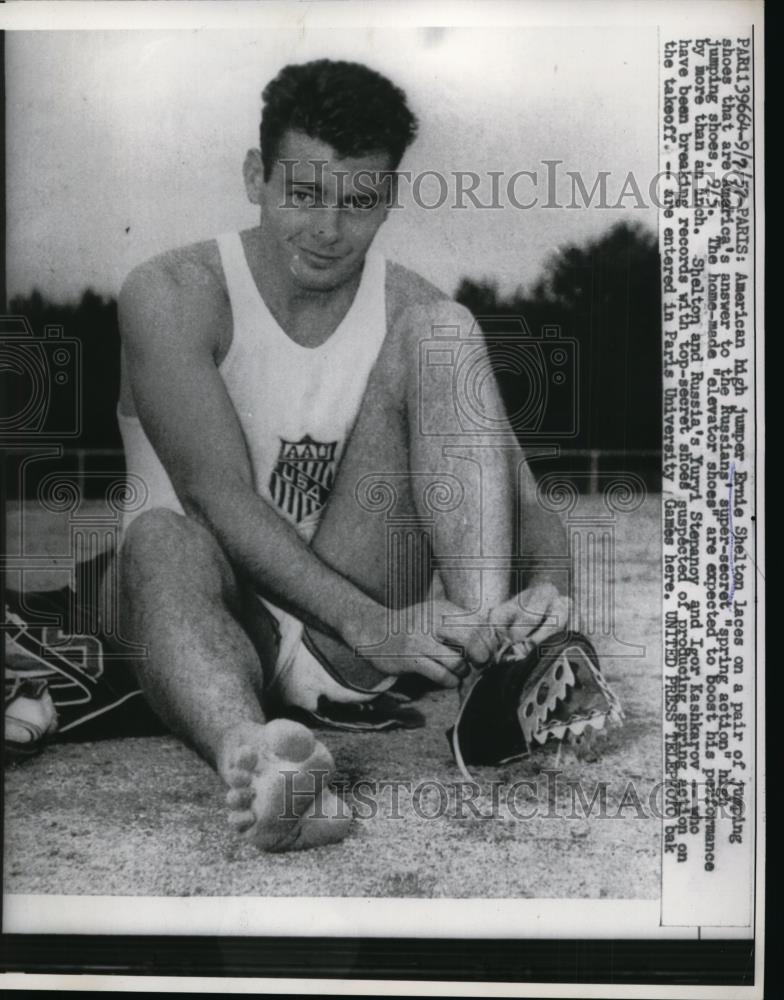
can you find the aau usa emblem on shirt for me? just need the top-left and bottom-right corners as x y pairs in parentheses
(269, 435), (338, 523)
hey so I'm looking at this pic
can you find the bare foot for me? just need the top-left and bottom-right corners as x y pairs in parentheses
(219, 718), (351, 852)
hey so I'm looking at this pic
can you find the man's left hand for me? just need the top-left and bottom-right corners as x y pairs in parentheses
(487, 582), (573, 654)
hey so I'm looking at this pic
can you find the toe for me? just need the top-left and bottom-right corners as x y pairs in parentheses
(232, 748), (258, 772)
(227, 787), (254, 809)
(227, 809), (256, 833)
(228, 769), (252, 788)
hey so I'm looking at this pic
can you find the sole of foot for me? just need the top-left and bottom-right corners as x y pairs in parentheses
(222, 718), (351, 852)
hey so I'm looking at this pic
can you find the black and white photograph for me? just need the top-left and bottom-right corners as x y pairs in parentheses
(0, 0), (763, 994)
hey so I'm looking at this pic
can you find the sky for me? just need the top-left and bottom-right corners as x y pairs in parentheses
(6, 25), (658, 301)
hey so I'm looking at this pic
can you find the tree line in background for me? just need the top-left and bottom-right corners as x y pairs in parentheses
(8, 221), (660, 496)
(454, 221), (661, 464)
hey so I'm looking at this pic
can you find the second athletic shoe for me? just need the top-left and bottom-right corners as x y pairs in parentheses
(4, 674), (59, 761)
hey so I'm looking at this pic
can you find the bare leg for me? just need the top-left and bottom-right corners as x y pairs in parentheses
(308, 302), (521, 681)
(119, 507), (350, 851)
(309, 300), (568, 680)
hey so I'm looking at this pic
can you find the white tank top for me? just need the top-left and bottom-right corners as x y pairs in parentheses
(118, 232), (388, 540)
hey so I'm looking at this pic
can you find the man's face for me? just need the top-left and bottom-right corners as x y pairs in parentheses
(254, 130), (393, 292)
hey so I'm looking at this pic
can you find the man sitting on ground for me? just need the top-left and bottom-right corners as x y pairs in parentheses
(115, 59), (571, 852)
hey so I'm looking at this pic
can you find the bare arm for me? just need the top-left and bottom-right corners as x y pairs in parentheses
(119, 257), (386, 651)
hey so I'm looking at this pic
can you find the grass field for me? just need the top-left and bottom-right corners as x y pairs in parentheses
(4, 495), (661, 899)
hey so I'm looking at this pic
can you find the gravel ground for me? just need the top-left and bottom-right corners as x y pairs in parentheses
(4, 495), (661, 898)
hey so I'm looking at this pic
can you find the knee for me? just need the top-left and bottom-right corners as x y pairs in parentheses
(120, 507), (228, 582)
(123, 506), (191, 552)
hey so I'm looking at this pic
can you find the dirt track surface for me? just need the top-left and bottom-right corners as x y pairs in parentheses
(4, 497), (661, 898)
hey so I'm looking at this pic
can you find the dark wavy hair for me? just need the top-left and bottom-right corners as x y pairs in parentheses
(260, 59), (418, 180)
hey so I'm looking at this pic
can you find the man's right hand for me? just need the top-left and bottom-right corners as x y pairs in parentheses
(348, 598), (496, 689)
